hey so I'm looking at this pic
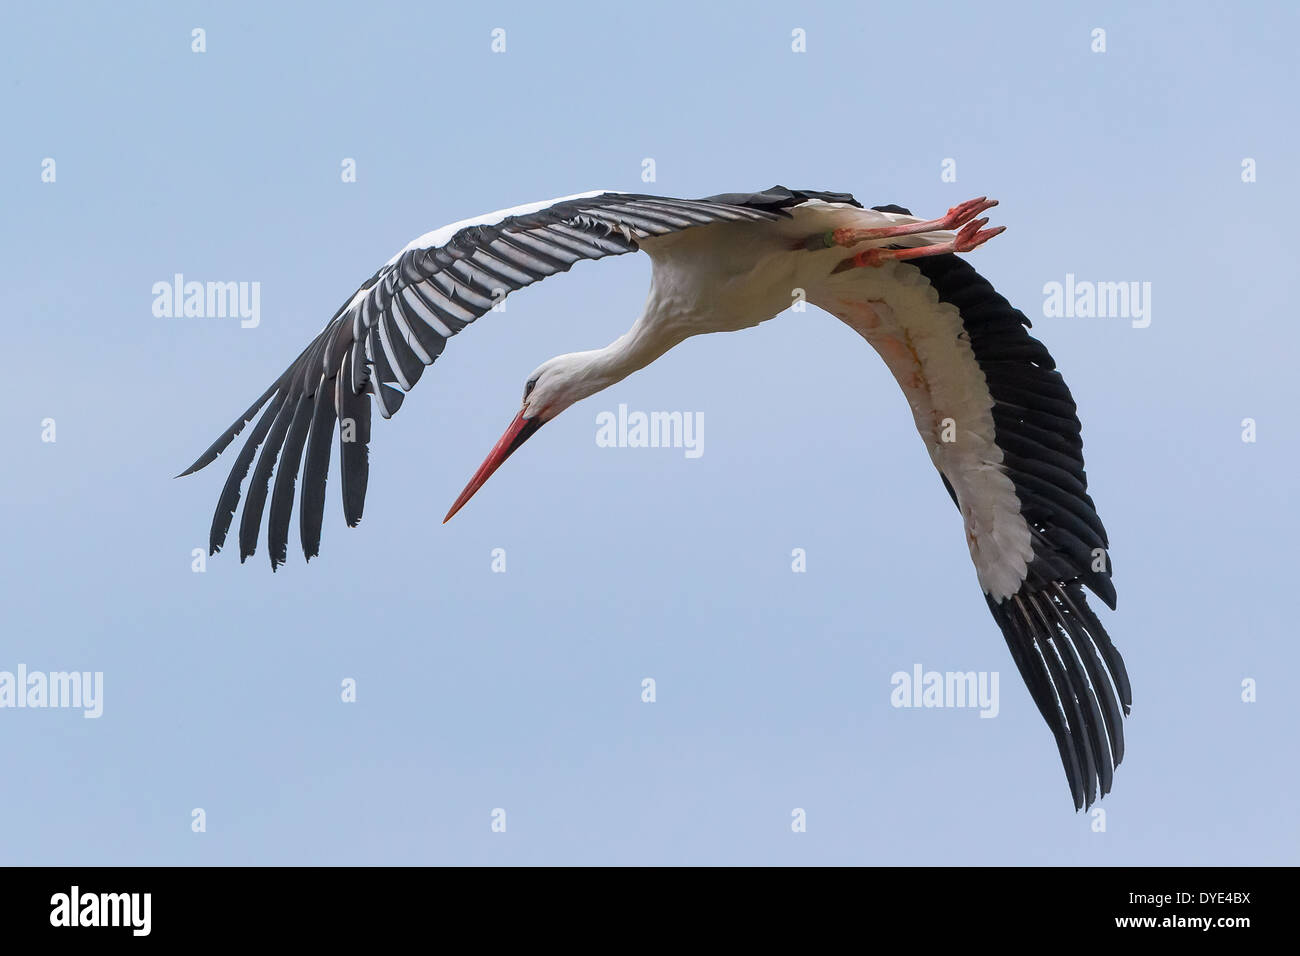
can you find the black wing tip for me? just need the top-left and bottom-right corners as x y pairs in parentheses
(177, 451), (217, 480)
(177, 450), (221, 478)
(988, 580), (1129, 812)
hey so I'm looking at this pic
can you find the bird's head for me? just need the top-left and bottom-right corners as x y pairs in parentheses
(443, 351), (610, 522)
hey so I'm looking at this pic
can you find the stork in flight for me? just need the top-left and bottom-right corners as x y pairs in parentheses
(180, 186), (1131, 810)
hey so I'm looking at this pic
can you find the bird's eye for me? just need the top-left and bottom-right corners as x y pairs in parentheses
(523, 378), (538, 400)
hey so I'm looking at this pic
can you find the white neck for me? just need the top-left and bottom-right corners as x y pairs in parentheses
(566, 314), (687, 401)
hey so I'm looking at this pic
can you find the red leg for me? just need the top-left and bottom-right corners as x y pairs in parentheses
(804, 197), (999, 251)
(831, 219), (1006, 272)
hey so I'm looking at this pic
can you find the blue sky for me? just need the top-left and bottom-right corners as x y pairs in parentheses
(2, 1), (1296, 865)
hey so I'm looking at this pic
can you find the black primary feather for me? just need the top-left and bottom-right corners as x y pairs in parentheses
(181, 190), (792, 561)
(883, 204), (1129, 808)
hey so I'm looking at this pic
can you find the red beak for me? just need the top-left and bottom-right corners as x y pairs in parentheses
(443, 411), (544, 523)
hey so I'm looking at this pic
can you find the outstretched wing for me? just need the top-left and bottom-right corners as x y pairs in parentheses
(179, 190), (781, 568)
(809, 204), (1130, 810)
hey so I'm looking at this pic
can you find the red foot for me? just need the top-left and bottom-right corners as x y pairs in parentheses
(939, 197), (1000, 232)
(820, 196), (1000, 249)
(835, 220), (1006, 271)
(952, 218), (1004, 253)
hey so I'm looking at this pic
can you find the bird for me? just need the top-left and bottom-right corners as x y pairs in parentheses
(179, 185), (1131, 810)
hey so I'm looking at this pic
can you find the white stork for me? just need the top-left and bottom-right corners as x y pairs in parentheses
(180, 186), (1131, 810)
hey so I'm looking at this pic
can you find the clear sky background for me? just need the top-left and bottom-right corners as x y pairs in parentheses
(2, 1), (1296, 865)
